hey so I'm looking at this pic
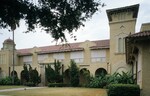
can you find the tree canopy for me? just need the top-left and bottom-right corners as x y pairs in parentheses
(0, 0), (103, 42)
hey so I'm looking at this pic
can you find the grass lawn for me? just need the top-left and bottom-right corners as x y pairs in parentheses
(0, 87), (107, 96)
(0, 85), (27, 90)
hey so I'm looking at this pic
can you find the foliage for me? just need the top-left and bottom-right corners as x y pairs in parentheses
(28, 65), (41, 86)
(21, 64), (41, 86)
(107, 84), (140, 96)
(48, 83), (69, 87)
(116, 71), (135, 84)
(54, 60), (63, 83)
(80, 69), (91, 86)
(0, 0), (104, 41)
(69, 60), (80, 87)
(87, 73), (107, 88)
(86, 71), (135, 88)
(45, 60), (63, 83)
(21, 64), (29, 84)
(0, 76), (20, 85)
(45, 64), (55, 83)
(24, 82), (36, 87)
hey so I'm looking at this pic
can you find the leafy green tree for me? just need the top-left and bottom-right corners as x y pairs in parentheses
(21, 64), (29, 84)
(21, 64), (41, 86)
(45, 64), (55, 83)
(54, 60), (63, 83)
(45, 60), (63, 83)
(0, 0), (104, 41)
(69, 60), (79, 87)
(29, 66), (41, 85)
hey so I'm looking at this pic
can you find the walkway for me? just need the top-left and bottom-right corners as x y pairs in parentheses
(0, 87), (45, 92)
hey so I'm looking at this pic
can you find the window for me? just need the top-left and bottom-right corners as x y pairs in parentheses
(70, 51), (84, 63)
(23, 56), (32, 65)
(137, 51), (142, 82)
(91, 50), (106, 63)
(118, 37), (125, 53)
(38, 54), (48, 63)
(53, 53), (64, 62)
(0, 55), (4, 64)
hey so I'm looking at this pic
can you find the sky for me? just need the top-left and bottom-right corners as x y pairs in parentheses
(0, 0), (150, 49)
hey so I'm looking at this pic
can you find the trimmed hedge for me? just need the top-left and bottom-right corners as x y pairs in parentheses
(107, 84), (140, 96)
(24, 82), (36, 87)
(0, 77), (21, 85)
(48, 83), (70, 87)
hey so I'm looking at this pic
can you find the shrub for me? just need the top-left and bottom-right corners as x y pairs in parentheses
(107, 84), (140, 96)
(0, 76), (21, 85)
(48, 83), (69, 87)
(69, 60), (80, 87)
(21, 64), (41, 86)
(85, 71), (135, 88)
(87, 75), (107, 88)
(25, 82), (36, 87)
(45, 60), (63, 83)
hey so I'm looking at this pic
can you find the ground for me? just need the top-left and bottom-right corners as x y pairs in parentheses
(0, 86), (107, 96)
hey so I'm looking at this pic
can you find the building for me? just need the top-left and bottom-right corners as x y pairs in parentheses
(126, 23), (150, 96)
(0, 4), (150, 96)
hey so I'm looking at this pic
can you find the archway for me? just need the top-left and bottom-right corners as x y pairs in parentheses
(11, 70), (18, 78)
(0, 68), (6, 78)
(95, 68), (107, 77)
(80, 68), (90, 86)
(64, 69), (70, 84)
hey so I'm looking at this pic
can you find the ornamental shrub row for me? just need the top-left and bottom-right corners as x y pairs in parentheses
(107, 84), (140, 96)
(0, 77), (20, 85)
(48, 83), (70, 87)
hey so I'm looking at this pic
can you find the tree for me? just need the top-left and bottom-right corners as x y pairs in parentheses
(0, 0), (104, 41)
(45, 64), (55, 83)
(21, 64), (41, 86)
(28, 65), (41, 85)
(21, 64), (29, 84)
(45, 60), (63, 83)
(54, 60), (63, 83)
(69, 60), (79, 87)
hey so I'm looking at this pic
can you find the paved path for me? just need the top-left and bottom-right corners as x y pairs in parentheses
(0, 87), (45, 92)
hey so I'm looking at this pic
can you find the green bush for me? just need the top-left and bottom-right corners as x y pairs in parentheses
(25, 82), (36, 87)
(0, 77), (21, 85)
(48, 83), (69, 87)
(87, 76), (107, 88)
(69, 60), (80, 87)
(107, 84), (140, 96)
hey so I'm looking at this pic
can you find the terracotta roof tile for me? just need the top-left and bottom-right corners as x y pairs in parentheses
(17, 39), (110, 55)
(127, 30), (150, 38)
(39, 42), (83, 54)
(90, 39), (109, 49)
(17, 48), (32, 56)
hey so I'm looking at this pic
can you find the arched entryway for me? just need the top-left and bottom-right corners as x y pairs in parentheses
(95, 68), (107, 77)
(80, 68), (90, 86)
(0, 68), (6, 78)
(11, 70), (18, 78)
(64, 69), (70, 84)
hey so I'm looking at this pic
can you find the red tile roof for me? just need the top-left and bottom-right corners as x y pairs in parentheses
(17, 48), (33, 56)
(90, 40), (109, 49)
(127, 30), (150, 38)
(38, 42), (83, 54)
(17, 39), (110, 56)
